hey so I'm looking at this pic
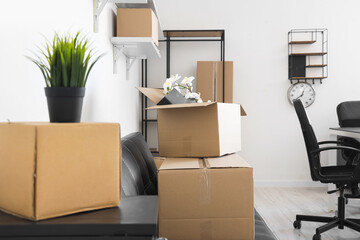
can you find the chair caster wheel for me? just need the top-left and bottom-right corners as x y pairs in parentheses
(313, 234), (321, 240)
(293, 220), (301, 229)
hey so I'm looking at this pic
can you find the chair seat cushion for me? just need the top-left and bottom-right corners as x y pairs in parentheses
(320, 165), (355, 177)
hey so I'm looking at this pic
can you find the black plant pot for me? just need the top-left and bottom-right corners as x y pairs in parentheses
(45, 87), (85, 123)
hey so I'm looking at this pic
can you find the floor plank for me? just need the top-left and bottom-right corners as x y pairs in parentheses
(254, 187), (360, 240)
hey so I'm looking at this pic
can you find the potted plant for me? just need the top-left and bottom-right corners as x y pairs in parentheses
(27, 32), (104, 122)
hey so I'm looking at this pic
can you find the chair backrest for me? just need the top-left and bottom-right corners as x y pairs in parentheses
(337, 101), (360, 127)
(336, 101), (360, 162)
(121, 132), (158, 197)
(293, 99), (321, 181)
(122, 145), (146, 196)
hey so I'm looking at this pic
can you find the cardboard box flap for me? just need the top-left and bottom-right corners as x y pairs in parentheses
(205, 154), (252, 169)
(159, 158), (201, 170)
(147, 102), (247, 116)
(240, 105), (247, 116)
(147, 102), (216, 110)
(137, 87), (165, 104)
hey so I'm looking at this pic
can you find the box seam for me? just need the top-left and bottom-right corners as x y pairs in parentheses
(215, 104), (221, 155)
(33, 126), (38, 219)
(37, 203), (119, 221)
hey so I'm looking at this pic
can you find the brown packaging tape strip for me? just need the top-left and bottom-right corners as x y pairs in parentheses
(199, 158), (211, 204)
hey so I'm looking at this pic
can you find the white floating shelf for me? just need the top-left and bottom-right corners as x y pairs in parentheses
(111, 37), (161, 79)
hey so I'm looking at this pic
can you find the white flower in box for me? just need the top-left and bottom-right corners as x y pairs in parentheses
(162, 74), (202, 103)
(163, 74), (181, 94)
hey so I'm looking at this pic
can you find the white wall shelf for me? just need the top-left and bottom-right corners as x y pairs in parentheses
(94, 0), (163, 38)
(111, 37), (161, 79)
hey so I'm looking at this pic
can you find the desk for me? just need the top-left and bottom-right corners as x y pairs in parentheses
(0, 196), (158, 240)
(328, 127), (360, 211)
(329, 127), (360, 139)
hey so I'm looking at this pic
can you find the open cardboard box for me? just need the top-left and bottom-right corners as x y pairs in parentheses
(137, 87), (246, 157)
(158, 153), (254, 240)
(0, 122), (121, 221)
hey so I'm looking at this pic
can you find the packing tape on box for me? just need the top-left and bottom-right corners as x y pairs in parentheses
(199, 158), (211, 204)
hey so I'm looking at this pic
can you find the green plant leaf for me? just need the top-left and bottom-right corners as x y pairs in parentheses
(26, 31), (105, 88)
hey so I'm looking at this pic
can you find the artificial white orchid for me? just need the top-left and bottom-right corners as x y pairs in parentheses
(163, 79), (173, 94)
(163, 74), (182, 94)
(181, 76), (194, 85)
(185, 92), (202, 101)
(163, 74), (202, 103)
(170, 74), (181, 83)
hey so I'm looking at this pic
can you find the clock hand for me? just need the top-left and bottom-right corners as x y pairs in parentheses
(295, 89), (305, 100)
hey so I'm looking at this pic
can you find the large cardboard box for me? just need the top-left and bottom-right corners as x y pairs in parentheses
(148, 102), (244, 157)
(137, 87), (246, 157)
(158, 154), (254, 240)
(117, 8), (159, 46)
(0, 122), (121, 221)
(197, 61), (233, 103)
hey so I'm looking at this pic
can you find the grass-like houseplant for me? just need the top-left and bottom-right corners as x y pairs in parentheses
(27, 32), (104, 122)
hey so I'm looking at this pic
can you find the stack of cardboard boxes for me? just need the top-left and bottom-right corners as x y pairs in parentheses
(140, 88), (254, 240)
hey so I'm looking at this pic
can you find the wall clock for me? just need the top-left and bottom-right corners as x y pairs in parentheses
(288, 82), (315, 108)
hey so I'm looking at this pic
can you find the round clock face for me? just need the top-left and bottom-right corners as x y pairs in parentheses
(288, 82), (315, 108)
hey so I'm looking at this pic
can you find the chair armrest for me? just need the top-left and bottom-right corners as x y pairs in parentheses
(317, 142), (359, 165)
(310, 146), (360, 156)
(318, 141), (344, 145)
(310, 146), (360, 182)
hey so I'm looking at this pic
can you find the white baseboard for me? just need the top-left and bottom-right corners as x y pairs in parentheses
(255, 180), (324, 188)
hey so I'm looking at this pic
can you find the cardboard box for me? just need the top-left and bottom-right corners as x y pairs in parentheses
(158, 154), (254, 240)
(138, 87), (246, 157)
(197, 61), (233, 103)
(0, 122), (121, 221)
(117, 8), (159, 46)
(154, 157), (165, 169)
(148, 102), (244, 157)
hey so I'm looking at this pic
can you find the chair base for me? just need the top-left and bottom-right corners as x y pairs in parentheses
(294, 215), (360, 239)
(294, 190), (360, 240)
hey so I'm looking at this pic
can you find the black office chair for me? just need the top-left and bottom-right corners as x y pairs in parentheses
(337, 101), (360, 198)
(293, 99), (360, 240)
(337, 101), (360, 164)
(121, 132), (158, 196)
(337, 101), (360, 127)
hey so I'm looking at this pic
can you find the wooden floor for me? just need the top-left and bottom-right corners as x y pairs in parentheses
(254, 187), (360, 240)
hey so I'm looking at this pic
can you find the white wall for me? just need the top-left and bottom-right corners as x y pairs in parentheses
(0, 0), (141, 136)
(2, 0), (360, 185)
(153, 0), (360, 184)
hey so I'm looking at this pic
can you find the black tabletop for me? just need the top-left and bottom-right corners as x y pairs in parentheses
(0, 196), (158, 238)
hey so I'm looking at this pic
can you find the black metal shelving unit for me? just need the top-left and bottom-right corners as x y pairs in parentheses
(288, 29), (328, 84)
(141, 29), (226, 152)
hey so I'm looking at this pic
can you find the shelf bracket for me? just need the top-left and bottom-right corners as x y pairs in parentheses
(94, 0), (108, 33)
(113, 45), (123, 75)
(113, 44), (144, 79)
